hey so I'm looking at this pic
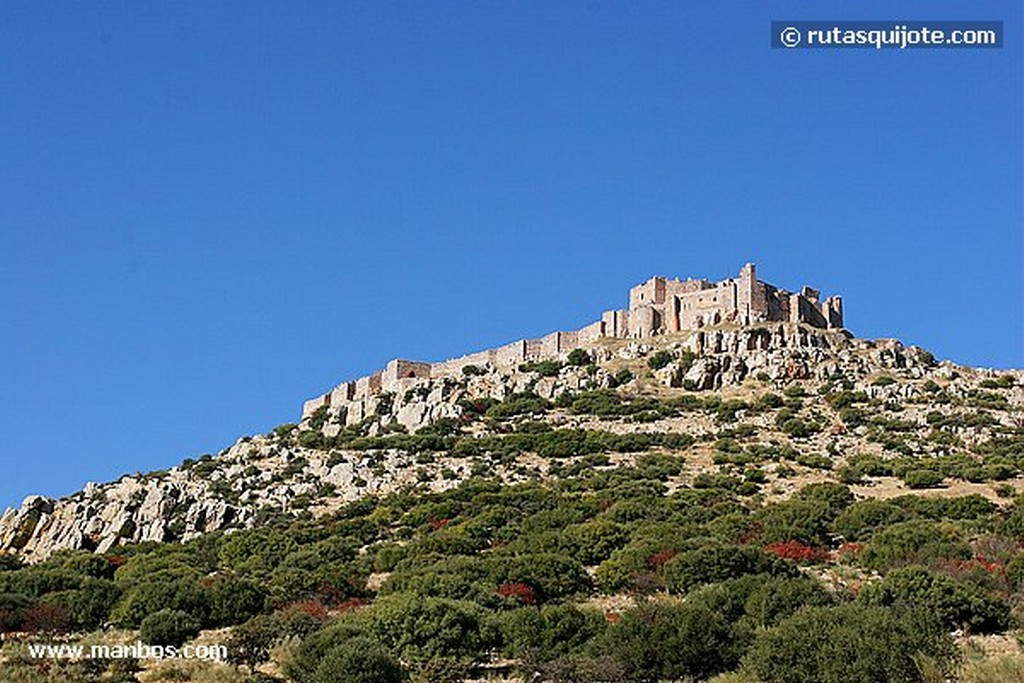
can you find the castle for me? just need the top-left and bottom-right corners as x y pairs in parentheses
(624, 263), (843, 335)
(302, 264), (842, 417)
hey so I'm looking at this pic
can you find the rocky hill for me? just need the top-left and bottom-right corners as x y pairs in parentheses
(2, 322), (1020, 561)
(3, 311), (1024, 683)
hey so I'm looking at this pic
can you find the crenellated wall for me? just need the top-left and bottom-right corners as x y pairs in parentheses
(627, 264), (842, 338)
(301, 264), (845, 417)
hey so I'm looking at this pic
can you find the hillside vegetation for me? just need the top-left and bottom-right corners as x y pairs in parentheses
(1, 324), (1022, 682)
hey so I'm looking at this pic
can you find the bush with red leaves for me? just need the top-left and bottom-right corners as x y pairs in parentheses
(283, 599), (331, 621)
(647, 549), (679, 570)
(497, 582), (537, 605)
(764, 541), (831, 564)
(22, 604), (73, 633)
(428, 518), (451, 531)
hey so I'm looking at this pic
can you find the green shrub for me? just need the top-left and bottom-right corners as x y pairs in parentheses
(839, 407), (868, 426)
(826, 390), (868, 410)
(756, 499), (834, 547)
(309, 637), (406, 683)
(138, 609), (201, 647)
(364, 594), (499, 663)
(687, 574), (832, 629)
(793, 483), (854, 515)
(794, 451), (832, 469)
(228, 606), (330, 669)
(743, 603), (955, 683)
(979, 375), (1015, 389)
(859, 520), (970, 572)
(110, 574), (210, 628)
(206, 574), (267, 627)
(519, 360), (563, 377)
(780, 418), (820, 438)
(567, 349), (592, 366)
(500, 604), (605, 660)
(1005, 554), (1024, 590)
(783, 384), (806, 398)
(565, 521), (630, 565)
(40, 577), (120, 630)
(902, 469), (945, 489)
(860, 565), (1009, 634)
(567, 389), (627, 416)
(845, 453), (894, 477)
(0, 554), (23, 572)
(273, 423), (298, 438)
(382, 552), (590, 605)
(890, 494), (995, 521)
(611, 369), (635, 387)
(597, 602), (743, 681)
(833, 500), (908, 542)
(662, 544), (796, 594)
(0, 593), (31, 632)
(741, 576), (834, 629)
(647, 350), (674, 370)
(965, 390), (1010, 410)
(485, 393), (551, 419)
(298, 430), (325, 449)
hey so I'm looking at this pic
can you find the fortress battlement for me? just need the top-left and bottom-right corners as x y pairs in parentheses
(302, 264), (843, 417)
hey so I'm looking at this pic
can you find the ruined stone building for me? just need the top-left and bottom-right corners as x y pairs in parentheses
(302, 264), (843, 416)
(614, 263), (843, 337)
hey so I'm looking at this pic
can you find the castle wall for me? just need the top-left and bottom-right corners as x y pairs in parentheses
(331, 382), (356, 404)
(382, 359), (432, 390)
(354, 372), (382, 399)
(825, 296), (844, 329)
(629, 278), (667, 310)
(430, 350), (494, 377)
(577, 320), (605, 342)
(302, 394), (330, 418)
(630, 306), (658, 338)
(673, 280), (738, 329)
(788, 294), (829, 328)
(660, 276), (701, 295)
(494, 340), (528, 367)
(301, 263), (844, 414)
(540, 330), (582, 356)
(602, 310), (631, 338)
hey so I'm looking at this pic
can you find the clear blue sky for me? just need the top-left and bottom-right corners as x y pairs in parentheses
(1, 1), (1021, 509)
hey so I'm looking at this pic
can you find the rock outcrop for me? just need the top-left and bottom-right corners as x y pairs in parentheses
(1, 321), (1019, 561)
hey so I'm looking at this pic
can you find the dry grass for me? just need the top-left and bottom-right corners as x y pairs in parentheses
(139, 660), (249, 683)
(852, 476), (1024, 504)
(958, 655), (1024, 683)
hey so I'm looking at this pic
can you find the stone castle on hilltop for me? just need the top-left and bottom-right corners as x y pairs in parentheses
(302, 264), (843, 417)
(625, 263), (842, 335)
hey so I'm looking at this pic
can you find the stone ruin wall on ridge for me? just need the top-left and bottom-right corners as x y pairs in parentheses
(302, 263), (843, 417)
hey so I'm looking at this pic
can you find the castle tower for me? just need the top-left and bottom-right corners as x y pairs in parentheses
(824, 296), (844, 329)
(737, 263), (756, 325)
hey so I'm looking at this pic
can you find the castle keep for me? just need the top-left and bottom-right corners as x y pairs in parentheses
(624, 263), (843, 336)
(302, 264), (843, 417)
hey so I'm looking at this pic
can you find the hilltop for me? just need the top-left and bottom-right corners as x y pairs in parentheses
(0, 267), (1022, 683)
(2, 266), (1016, 560)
